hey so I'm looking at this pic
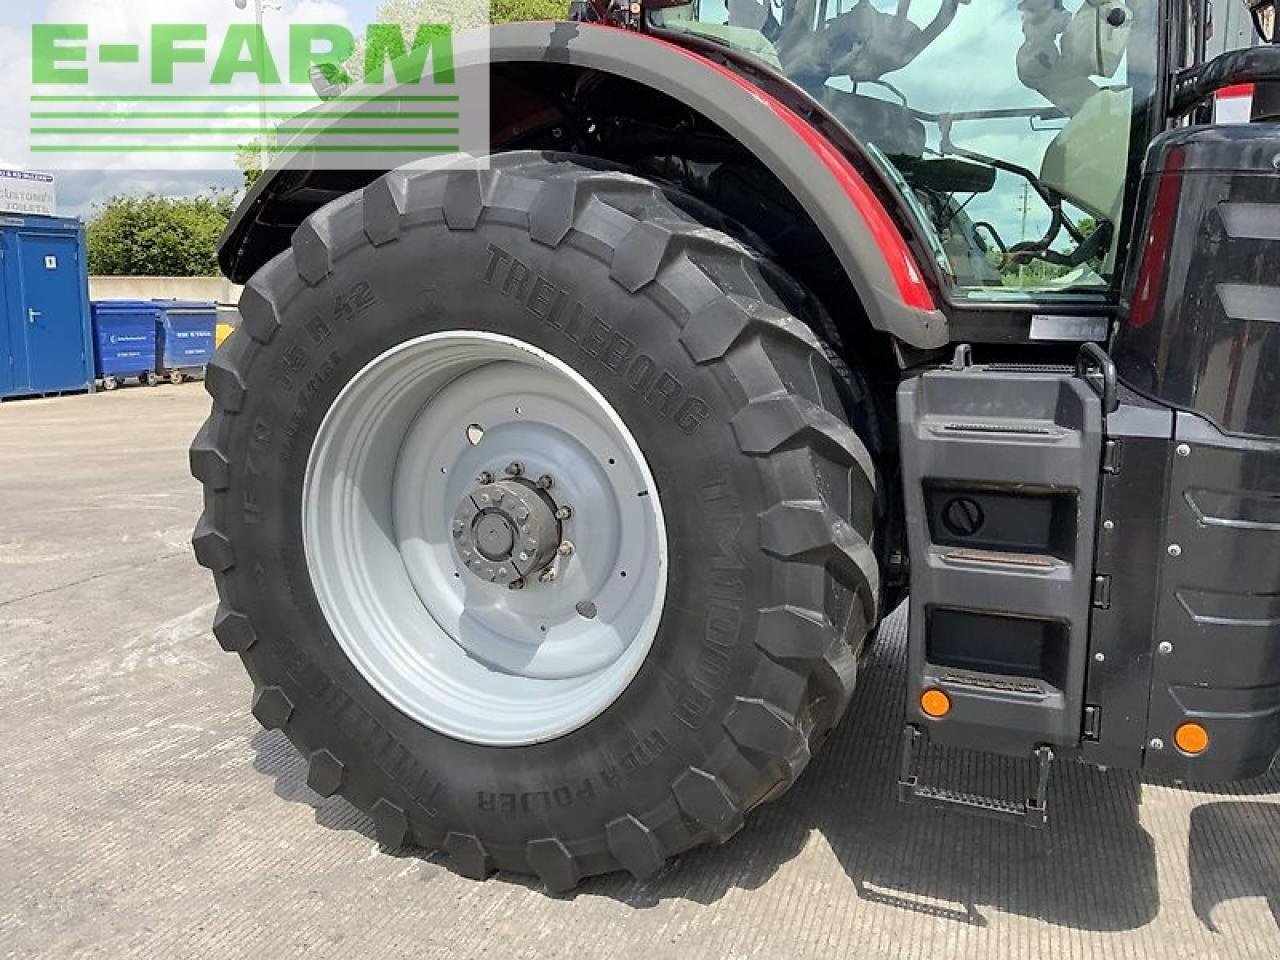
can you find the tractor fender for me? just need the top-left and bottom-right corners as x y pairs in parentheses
(221, 21), (949, 349)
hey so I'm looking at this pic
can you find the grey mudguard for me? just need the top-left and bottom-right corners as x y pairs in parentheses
(219, 22), (950, 350)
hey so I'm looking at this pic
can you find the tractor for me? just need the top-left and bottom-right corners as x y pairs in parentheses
(193, 0), (1280, 890)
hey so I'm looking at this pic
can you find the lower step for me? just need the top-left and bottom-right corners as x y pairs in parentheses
(896, 726), (1054, 827)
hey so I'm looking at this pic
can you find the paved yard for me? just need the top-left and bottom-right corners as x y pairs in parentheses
(1, 387), (1277, 959)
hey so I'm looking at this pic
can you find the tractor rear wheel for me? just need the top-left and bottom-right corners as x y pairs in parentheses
(192, 152), (880, 889)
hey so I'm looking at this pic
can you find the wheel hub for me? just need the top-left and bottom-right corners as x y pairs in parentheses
(451, 479), (561, 585)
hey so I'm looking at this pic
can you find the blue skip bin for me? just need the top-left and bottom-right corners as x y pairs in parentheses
(156, 300), (217, 384)
(91, 301), (162, 390)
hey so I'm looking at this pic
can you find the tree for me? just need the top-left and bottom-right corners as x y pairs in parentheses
(358, 0), (568, 76)
(372, 0), (566, 32)
(492, 0), (569, 21)
(86, 192), (238, 276)
(234, 0), (569, 188)
(236, 140), (267, 191)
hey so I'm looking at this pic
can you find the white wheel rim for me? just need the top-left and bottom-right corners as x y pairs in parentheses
(302, 331), (668, 746)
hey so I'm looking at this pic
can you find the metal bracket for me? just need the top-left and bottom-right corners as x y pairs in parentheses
(897, 725), (1054, 828)
(1076, 342), (1119, 414)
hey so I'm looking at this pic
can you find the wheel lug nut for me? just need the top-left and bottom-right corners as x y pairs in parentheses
(537, 474), (553, 490)
(505, 461), (523, 477)
(477, 471), (493, 485)
(555, 505), (573, 521)
(558, 541), (575, 557)
(538, 569), (557, 583)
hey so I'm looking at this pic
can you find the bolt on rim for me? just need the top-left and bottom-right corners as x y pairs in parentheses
(302, 331), (668, 746)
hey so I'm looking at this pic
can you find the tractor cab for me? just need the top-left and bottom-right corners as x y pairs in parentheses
(650, 0), (1156, 295)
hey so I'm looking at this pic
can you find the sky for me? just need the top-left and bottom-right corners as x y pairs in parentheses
(1, 0), (385, 217)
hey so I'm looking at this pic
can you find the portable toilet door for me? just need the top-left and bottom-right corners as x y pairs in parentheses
(16, 228), (91, 393)
(0, 261), (11, 398)
(0, 217), (93, 398)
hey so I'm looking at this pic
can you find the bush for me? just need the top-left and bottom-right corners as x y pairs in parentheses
(86, 193), (237, 277)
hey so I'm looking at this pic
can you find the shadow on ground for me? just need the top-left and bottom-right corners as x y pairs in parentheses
(1189, 801), (1280, 931)
(249, 612), (1278, 932)
(252, 726), (379, 843)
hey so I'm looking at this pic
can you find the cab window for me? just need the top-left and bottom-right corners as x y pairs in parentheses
(650, 0), (1158, 299)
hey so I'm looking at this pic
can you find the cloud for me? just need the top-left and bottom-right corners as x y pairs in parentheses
(54, 168), (244, 219)
(5, 0), (357, 209)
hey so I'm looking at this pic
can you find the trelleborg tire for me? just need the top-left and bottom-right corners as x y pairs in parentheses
(191, 152), (880, 890)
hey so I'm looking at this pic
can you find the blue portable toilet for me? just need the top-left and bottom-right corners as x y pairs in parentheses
(91, 301), (162, 390)
(155, 300), (217, 384)
(0, 215), (94, 400)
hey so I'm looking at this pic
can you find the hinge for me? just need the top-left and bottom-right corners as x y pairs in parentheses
(1102, 439), (1122, 474)
(1091, 574), (1113, 609)
(1082, 705), (1102, 742)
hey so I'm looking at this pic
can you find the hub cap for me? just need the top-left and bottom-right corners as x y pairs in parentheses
(302, 332), (667, 746)
(451, 479), (560, 585)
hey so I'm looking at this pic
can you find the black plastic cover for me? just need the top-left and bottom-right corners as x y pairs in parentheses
(1085, 384), (1280, 781)
(1143, 412), (1280, 781)
(1115, 124), (1280, 439)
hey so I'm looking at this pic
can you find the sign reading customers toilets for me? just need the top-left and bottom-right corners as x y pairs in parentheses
(0, 170), (57, 218)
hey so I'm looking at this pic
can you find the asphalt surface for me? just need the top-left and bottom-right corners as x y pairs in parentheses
(1, 387), (1277, 960)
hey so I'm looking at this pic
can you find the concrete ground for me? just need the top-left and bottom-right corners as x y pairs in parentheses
(1, 387), (1277, 960)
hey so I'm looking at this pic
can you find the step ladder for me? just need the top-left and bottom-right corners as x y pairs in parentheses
(893, 345), (1110, 824)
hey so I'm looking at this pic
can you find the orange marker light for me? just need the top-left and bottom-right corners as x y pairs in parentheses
(920, 688), (951, 719)
(1175, 722), (1210, 756)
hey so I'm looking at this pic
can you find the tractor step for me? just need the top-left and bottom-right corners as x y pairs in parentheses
(896, 347), (1106, 759)
(897, 725), (1054, 828)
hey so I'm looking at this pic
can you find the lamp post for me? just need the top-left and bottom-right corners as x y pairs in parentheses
(233, 0), (275, 173)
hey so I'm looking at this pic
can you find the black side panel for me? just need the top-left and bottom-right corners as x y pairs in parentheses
(1109, 122), (1280, 781)
(1114, 124), (1280, 439)
(1143, 412), (1280, 781)
(1082, 389), (1174, 770)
